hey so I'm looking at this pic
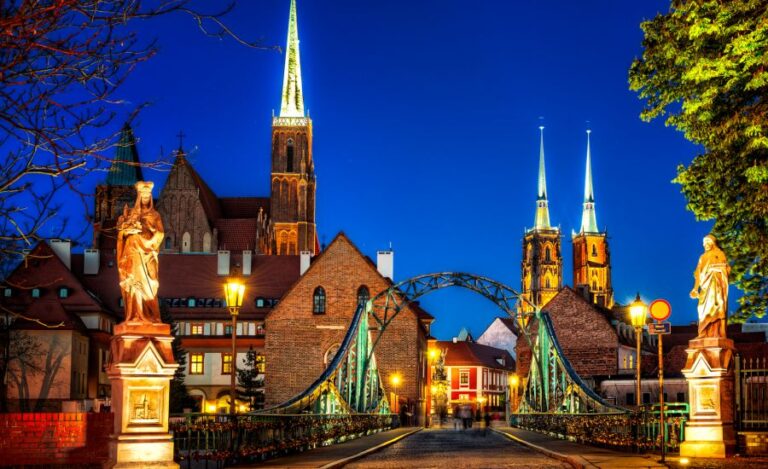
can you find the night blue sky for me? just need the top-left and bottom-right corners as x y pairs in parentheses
(69, 0), (727, 338)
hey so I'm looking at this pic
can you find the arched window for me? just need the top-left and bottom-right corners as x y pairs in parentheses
(545, 246), (551, 262)
(203, 232), (212, 253)
(165, 237), (172, 250)
(182, 232), (191, 253)
(286, 138), (294, 172)
(357, 286), (370, 307)
(591, 244), (597, 257)
(313, 287), (326, 314)
(545, 277), (551, 289)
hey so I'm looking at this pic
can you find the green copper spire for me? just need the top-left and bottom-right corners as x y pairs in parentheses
(580, 129), (599, 233)
(106, 123), (143, 186)
(279, 0), (304, 118)
(534, 126), (551, 230)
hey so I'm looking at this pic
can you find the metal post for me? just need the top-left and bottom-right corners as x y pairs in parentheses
(230, 311), (237, 416)
(636, 326), (642, 406)
(658, 331), (665, 462)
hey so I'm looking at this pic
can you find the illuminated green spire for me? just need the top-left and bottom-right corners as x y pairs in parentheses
(280, 0), (304, 118)
(580, 129), (599, 233)
(534, 126), (551, 230)
(106, 123), (143, 186)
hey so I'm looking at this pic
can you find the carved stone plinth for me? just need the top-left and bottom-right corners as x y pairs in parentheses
(104, 323), (179, 468)
(679, 337), (736, 459)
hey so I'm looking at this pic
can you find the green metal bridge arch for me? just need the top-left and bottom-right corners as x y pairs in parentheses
(261, 272), (622, 416)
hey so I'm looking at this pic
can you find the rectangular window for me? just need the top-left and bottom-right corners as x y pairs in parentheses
(626, 393), (635, 405)
(459, 370), (470, 388)
(677, 392), (685, 402)
(190, 353), (204, 375)
(3, 288), (11, 297)
(221, 353), (232, 374)
(191, 323), (204, 335)
(224, 324), (233, 336)
(256, 354), (266, 373)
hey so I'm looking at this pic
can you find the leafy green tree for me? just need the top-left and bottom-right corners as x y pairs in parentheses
(237, 346), (264, 411)
(160, 304), (195, 413)
(629, 0), (768, 321)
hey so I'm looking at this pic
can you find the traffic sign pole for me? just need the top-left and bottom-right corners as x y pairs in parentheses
(649, 299), (671, 464)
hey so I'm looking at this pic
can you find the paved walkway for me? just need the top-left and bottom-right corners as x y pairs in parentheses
(239, 427), (419, 468)
(346, 426), (568, 468)
(495, 427), (666, 469)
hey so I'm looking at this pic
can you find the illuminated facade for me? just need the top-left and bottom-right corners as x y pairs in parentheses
(520, 126), (562, 313)
(571, 130), (614, 308)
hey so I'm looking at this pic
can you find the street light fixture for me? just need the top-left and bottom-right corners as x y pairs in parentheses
(509, 374), (520, 416)
(629, 293), (647, 407)
(390, 373), (402, 416)
(224, 279), (245, 416)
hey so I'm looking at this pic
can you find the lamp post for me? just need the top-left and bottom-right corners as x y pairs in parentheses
(390, 373), (401, 416)
(629, 293), (647, 407)
(224, 279), (245, 417)
(508, 374), (519, 424)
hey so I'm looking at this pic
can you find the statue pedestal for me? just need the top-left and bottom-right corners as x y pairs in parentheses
(680, 337), (736, 459)
(104, 323), (179, 468)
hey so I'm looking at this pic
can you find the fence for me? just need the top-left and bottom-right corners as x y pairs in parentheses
(169, 413), (399, 467)
(736, 354), (768, 431)
(512, 405), (687, 454)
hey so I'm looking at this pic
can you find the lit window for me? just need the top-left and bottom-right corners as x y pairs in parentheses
(222, 353), (232, 374)
(59, 288), (68, 298)
(191, 324), (204, 335)
(256, 354), (265, 373)
(460, 370), (470, 388)
(188, 298), (196, 307)
(190, 353), (204, 375)
(256, 297), (265, 308)
(31, 288), (40, 298)
(3, 288), (11, 297)
(224, 324), (233, 336)
(313, 287), (326, 314)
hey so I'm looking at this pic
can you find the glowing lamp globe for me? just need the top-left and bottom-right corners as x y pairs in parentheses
(629, 293), (647, 328)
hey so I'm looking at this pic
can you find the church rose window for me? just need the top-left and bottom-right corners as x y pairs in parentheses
(313, 286), (326, 314)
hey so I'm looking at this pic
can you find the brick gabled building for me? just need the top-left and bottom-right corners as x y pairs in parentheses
(265, 232), (433, 422)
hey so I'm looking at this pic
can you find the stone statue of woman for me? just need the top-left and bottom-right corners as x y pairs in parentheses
(117, 181), (164, 324)
(689, 234), (730, 339)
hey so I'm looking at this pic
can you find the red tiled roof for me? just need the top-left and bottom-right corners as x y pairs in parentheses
(437, 340), (515, 371)
(15, 299), (87, 331)
(220, 197), (270, 219)
(74, 251), (300, 318)
(215, 218), (258, 251)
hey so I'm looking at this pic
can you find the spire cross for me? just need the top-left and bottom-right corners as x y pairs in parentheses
(176, 130), (186, 150)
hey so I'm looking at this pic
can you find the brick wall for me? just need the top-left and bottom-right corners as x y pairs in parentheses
(265, 233), (425, 407)
(0, 412), (112, 466)
(517, 287), (618, 379)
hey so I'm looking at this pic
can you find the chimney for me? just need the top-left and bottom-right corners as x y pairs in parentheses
(377, 250), (394, 280)
(242, 250), (252, 276)
(300, 251), (311, 275)
(217, 250), (230, 276)
(84, 249), (100, 275)
(49, 239), (71, 270)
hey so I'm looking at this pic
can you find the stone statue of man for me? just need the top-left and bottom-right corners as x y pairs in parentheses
(689, 234), (730, 339)
(117, 181), (164, 324)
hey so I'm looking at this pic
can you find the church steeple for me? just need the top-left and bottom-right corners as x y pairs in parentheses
(580, 129), (598, 234)
(534, 126), (551, 230)
(280, 0), (304, 118)
(106, 123), (143, 186)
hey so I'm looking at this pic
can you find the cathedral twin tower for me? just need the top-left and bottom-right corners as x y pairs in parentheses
(520, 127), (614, 313)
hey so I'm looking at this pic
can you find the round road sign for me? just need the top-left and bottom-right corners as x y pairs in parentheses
(649, 299), (672, 322)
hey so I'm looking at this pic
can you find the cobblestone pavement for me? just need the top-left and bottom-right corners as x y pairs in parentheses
(345, 427), (569, 468)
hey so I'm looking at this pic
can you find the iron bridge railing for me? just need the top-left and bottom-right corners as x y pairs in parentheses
(169, 413), (399, 467)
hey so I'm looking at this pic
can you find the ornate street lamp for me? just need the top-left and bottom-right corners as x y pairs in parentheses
(224, 279), (245, 416)
(629, 293), (647, 407)
(508, 374), (520, 420)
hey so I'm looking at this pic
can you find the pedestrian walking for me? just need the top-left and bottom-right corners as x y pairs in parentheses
(483, 410), (491, 436)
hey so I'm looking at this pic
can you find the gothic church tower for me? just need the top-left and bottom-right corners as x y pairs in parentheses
(270, 0), (316, 255)
(572, 130), (614, 308)
(521, 127), (562, 313)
